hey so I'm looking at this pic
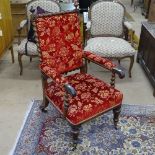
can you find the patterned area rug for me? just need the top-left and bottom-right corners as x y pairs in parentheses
(11, 100), (155, 155)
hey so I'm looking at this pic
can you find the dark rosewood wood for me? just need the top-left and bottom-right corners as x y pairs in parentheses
(137, 22), (155, 96)
(9, 45), (14, 63)
(113, 105), (121, 129)
(110, 72), (116, 88)
(40, 73), (49, 112)
(18, 53), (38, 75)
(71, 125), (80, 150)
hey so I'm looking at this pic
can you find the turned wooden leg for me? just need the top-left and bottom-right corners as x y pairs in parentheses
(10, 45), (14, 63)
(40, 96), (49, 113)
(40, 73), (49, 112)
(80, 59), (88, 73)
(71, 125), (80, 150)
(113, 105), (121, 129)
(136, 54), (140, 63)
(18, 53), (23, 76)
(118, 59), (121, 65)
(129, 55), (134, 78)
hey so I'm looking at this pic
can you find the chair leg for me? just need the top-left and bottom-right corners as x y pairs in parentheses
(18, 53), (23, 76)
(118, 59), (121, 65)
(30, 57), (32, 62)
(71, 125), (80, 150)
(113, 105), (121, 129)
(40, 96), (49, 113)
(10, 45), (14, 63)
(129, 55), (134, 78)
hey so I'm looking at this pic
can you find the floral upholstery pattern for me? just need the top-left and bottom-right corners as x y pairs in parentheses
(45, 73), (123, 125)
(34, 12), (123, 126)
(35, 12), (83, 74)
(83, 51), (116, 70)
(40, 63), (68, 85)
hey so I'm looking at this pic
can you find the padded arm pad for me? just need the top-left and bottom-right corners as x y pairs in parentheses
(17, 19), (28, 31)
(83, 51), (116, 71)
(83, 51), (125, 78)
(124, 21), (133, 30)
(40, 63), (68, 86)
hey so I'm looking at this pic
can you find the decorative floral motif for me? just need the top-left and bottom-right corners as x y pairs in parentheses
(35, 12), (83, 74)
(40, 63), (68, 85)
(45, 73), (123, 125)
(34, 12), (122, 126)
(12, 101), (155, 155)
(83, 51), (116, 70)
(35, 12), (117, 86)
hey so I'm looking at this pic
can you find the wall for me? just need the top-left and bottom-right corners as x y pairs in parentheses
(148, 0), (155, 22)
(0, 0), (13, 57)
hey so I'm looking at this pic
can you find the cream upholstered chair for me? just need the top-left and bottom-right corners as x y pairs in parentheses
(84, 1), (136, 77)
(17, 0), (61, 75)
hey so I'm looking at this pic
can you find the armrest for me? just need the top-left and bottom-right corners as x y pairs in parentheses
(83, 12), (91, 31)
(40, 63), (76, 97)
(83, 51), (116, 71)
(124, 21), (133, 30)
(17, 19), (28, 45)
(86, 21), (91, 30)
(112, 67), (125, 79)
(40, 63), (67, 85)
(123, 21), (135, 45)
(17, 19), (28, 31)
(83, 51), (125, 78)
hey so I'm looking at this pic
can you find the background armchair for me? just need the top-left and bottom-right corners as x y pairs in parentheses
(84, 1), (136, 77)
(17, 0), (61, 75)
(34, 11), (125, 149)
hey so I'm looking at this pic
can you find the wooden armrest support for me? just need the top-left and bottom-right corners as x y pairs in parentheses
(17, 19), (28, 32)
(64, 84), (76, 97)
(17, 19), (28, 45)
(112, 67), (125, 79)
(123, 21), (135, 45)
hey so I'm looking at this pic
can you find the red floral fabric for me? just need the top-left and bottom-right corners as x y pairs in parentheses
(35, 12), (83, 74)
(45, 73), (123, 125)
(83, 51), (116, 70)
(35, 12), (123, 126)
(40, 63), (68, 85)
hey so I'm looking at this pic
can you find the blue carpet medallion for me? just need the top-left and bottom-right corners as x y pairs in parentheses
(12, 100), (155, 155)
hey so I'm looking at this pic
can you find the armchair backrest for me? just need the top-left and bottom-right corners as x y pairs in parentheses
(89, 1), (125, 37)
(34, 12), (83, 74)
(26, 0), (61, 30)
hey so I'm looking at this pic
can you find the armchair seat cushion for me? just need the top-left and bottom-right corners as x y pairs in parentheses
(84, 37), (136, 58)
(45, 73), (123, 125)
(17, 39), (38, 55)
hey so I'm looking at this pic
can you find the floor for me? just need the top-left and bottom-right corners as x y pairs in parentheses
(0, 1), (155, 155)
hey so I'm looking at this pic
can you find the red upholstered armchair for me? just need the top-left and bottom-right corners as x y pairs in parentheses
(34, 11), (125, 149)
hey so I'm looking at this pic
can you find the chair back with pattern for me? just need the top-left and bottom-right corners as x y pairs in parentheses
(34, 12), (83, 74)
(89, 1), (125, 37)
(27, 0), (61, 30)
